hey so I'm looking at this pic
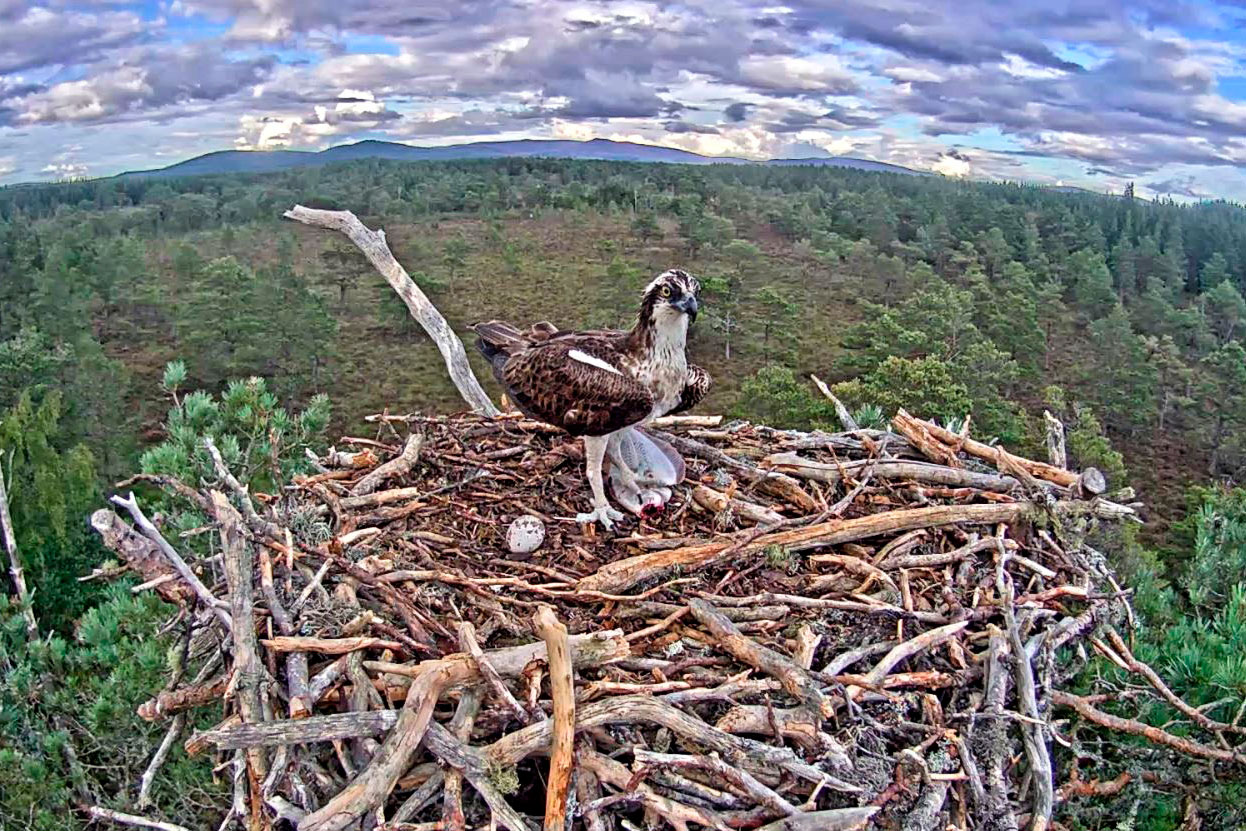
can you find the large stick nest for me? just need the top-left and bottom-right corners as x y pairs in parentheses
(95, 408), (1204, 831)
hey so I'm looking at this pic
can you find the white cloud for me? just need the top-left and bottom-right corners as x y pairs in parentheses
(39, 161), (89, 178)
(932, 152), (971, 176)
(737, 55), (858, 94)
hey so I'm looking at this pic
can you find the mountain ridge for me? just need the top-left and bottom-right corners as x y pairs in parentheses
(117, 137), (933, 179)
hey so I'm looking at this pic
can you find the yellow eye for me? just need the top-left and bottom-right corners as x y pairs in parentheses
(660, 286), (672, 298)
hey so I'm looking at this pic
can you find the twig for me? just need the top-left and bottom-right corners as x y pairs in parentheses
(1052, 691), (1246, 764)
(533, 605), (576, 831)
(352, 434), (424, 496)
(632, 749), (797, 817)
(458, 621), (531, 724)
(82, 805), (192, 831)
(137, 714), (185, 810)
(211, 491), (268, 790)
(994, 535), (1053, 830)
(0, 456), (37, 636)
(109, 493), (232, 631)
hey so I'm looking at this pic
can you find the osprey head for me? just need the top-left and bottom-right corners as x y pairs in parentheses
(642, 269), (700, 323)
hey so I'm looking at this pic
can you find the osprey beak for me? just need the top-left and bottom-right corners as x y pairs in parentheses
(676, 295), (699, 321)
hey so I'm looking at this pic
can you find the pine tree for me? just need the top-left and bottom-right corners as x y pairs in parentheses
(0, 391), (103, 630)
(1199, 342), (1246, 475)
(1199, 274), (1246, 344)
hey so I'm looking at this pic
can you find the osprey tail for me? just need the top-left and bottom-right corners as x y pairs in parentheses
(470, 320), (528, 372)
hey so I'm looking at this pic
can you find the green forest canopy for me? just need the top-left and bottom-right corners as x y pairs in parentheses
(4, 157), (1246, 828)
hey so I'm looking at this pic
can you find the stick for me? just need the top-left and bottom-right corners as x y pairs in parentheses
(0, 457), (37, 636)
(442, 686), (481, 831)
(1042, 411), (1067, 469)
(351, 434), (424, 496)
(82, 806), (192, 831)
(898, 409), (1078, 487)
(581, 750), (728, 831)
(486, 695), (861, 794)
(580, 502), (1031, 594)
(137, 714), (185, 809)
(755, 807), (878, 831)
(632, 749), (797, 817)
(811, 374), (859, 431)
(423, 722), (537, 831)
(109, 494), (232, 631)
(211, 491), (267, 787)
(458, 621), (531, 724)
(533, 605), (575, 831)
(692, 484), (785, 526)
(259, 548), (310, 718)
(1051, 691), (1246, 764)
(994, 537), (1053, 830)
(299, 661), (466, 831)
(203, 437), (284, 540)
(765, 453), (1019, 492)
(193, 710), (402, 750)
(856, 621), (969, 692)
(688, 599), (835, 722)
(283, 205), (498, 416)
(261, 636), (405, 655)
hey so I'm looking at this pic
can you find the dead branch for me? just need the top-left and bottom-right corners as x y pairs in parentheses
(283, 205), (499, 416)
(109, 493), (232, 631)
(533, 605), (576, 831)
(352, 434), (423, 496)
(0, 457), (37, 636)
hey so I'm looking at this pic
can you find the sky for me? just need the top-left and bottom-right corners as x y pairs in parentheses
(3, 1), (1246, 199)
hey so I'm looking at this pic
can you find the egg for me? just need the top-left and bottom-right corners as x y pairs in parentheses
(506, 515), (545, 555)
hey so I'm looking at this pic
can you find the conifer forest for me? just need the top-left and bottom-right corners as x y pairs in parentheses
(4, 158), (1246, 830)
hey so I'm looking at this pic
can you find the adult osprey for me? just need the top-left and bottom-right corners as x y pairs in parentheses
(472, 269), (710, 529)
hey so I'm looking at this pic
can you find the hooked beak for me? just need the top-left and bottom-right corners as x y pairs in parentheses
(675, 295), (699, 321)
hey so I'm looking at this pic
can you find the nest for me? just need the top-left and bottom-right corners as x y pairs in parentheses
(94, 408), (1153, 831)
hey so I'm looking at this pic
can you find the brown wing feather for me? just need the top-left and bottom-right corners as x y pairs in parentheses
(670, 365), (711, 415)
(500, 337), (653, 436)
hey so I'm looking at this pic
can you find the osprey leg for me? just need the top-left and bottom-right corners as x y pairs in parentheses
(577, 434), (624, 530)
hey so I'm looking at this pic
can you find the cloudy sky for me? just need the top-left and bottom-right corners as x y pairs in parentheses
(3, 1), (1246, 199)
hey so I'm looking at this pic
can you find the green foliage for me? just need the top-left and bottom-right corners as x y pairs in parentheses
(0, 590), (225, 830)
(1067, 247), (1116, 318)
(443, 235), (470, 279)
(1066, 403), (1129, 488)
(833, 356), (973, 426)
(1184, 487), (1246, 615)
(141, 364), (330, 511)
(1200, 278), (1246, 344)
(0, 391), (104, 631)
(730, 365), (835, 430)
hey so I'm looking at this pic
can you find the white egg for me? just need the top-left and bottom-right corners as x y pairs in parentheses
(506, 515), (545, 554)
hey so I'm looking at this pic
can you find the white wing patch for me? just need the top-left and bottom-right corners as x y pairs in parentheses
(569, 349), (623, 376)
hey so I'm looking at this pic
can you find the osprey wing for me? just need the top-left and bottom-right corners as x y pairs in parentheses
(670, 364), (712, 415)
(500, 339), (654, 436)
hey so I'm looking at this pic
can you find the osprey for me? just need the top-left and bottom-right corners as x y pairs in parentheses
(472, 269), (711, 530)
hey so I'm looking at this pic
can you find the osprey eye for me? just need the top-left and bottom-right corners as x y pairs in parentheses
(660, 286), (672, 298)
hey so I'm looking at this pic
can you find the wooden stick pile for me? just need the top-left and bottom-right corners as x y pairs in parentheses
(90, 407), (1230, 831)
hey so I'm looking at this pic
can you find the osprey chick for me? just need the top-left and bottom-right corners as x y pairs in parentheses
(472, 269), (710, 530)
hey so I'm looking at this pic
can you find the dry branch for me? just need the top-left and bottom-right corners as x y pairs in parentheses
(283, 205), (498, 416)
(90, 404), (1191, 831)
(0, 457), (37, 636)
(534, 605), (575, 831)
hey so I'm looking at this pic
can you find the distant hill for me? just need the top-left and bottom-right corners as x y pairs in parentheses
(119, 138), (929, 179)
